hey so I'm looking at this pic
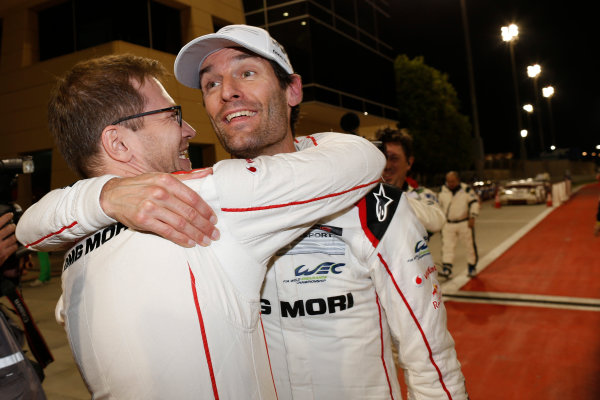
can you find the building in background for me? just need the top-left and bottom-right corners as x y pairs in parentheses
(242, 0), (398, 136)
(0, 0), (397, 206)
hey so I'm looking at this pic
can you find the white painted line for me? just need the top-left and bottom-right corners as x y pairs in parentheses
(445, 290), (600, 305)
(440, 183), (588, 296)
(443, 292), (600, 312)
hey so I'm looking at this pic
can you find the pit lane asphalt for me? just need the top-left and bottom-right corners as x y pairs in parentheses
(428, 198), (552, 294)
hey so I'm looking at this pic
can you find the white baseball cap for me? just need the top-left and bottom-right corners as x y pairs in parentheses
(174, 24), (294, 89)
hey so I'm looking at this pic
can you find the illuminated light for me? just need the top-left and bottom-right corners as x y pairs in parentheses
(550, 145), (556, 150)
(596, 144), (600, 150)
(301, 20), (307, 26)
(283, 12), (289, 17)
(520, 129), (528, 138)
(523, 104), (533, 113)
(592, 152), (597, 157)
(527, 64), (541, 78)
(582, 152), (588, 156)
(501, 24), (519, 41)
(363, 112), (368, 116)
(542, 86), (555, 98)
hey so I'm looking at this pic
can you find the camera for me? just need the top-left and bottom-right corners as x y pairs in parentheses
(1, 156), (35, 290)
(0, 156), (54, 377)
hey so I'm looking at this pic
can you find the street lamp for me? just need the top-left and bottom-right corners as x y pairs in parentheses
(542, 85), (556, 148)
(522, 104), (533, 131)
(501, 24), (519, 41)
(527, 64), (545, 153)
(542, 85), (555, 97)
(501, 24), (525, 160)
(526, 64), (540, 77)
(522, 104), (534, 158)
(519, 128), (528, 160)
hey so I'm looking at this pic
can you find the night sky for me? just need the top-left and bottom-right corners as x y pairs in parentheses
(389, 0), (599, 156)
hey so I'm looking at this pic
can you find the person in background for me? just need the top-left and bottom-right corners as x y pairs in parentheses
(1, 215), (47, 398)
(438, 171), (480, 278)
(378, 127), (445, 234)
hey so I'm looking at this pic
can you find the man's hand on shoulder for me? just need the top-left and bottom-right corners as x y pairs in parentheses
(99, 170), (219, 248)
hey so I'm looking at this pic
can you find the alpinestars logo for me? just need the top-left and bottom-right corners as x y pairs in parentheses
(373, 184), (394, 222)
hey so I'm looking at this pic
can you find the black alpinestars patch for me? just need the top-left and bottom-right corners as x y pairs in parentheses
(364, 183), (403, 241)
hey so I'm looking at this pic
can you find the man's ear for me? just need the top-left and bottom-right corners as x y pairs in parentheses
(101, 126), (132, 162)
(287, 74), (303, 107)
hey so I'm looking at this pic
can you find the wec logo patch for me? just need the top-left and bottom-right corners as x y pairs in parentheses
(282, 262), (346, 285)
(406, 238), (431, 263)
(295, 262), (345, 276)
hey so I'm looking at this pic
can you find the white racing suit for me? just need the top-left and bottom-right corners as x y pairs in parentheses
(261, 183), (468, 399)
(403, 180), (445, 234)
(438, 183), (480, 274)
(15, 133), (384, 400)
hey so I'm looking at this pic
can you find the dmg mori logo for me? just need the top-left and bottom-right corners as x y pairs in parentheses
(261, 293), (354, 317)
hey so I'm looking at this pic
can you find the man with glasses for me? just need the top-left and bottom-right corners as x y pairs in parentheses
(17, 53), (384, 398)
(112, 105), (182, 126)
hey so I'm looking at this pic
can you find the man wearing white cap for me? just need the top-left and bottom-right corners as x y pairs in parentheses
(17, 52), (384, 400)
(18, 25), (468, 399)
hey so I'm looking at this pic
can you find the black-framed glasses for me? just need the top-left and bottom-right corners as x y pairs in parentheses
(111, 105), (182, 127)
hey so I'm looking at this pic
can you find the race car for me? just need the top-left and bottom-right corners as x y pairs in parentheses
(498, 178), (546, 205)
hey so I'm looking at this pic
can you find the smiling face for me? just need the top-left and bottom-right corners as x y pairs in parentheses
(199, 47), (301, 159)
(382, 142), (414, 188)
(130, 77), (196, 172)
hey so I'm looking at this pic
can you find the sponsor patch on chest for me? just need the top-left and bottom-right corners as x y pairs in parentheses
(261, 293), (354, 317)
(280, 261), (346, 285)
(277, 224), (345, 256)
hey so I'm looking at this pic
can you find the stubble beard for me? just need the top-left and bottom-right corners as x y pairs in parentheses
(211, 93), (289, 159)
